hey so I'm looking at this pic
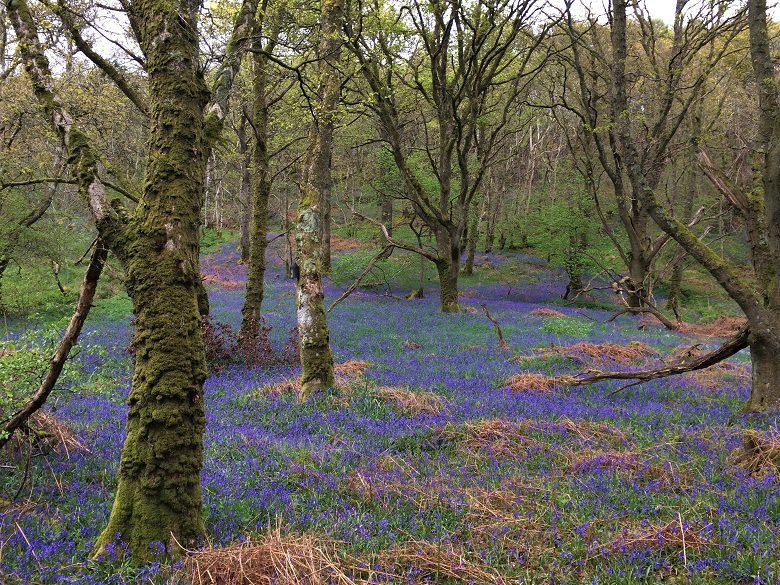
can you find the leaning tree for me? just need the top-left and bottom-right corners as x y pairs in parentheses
(609, 0), (780, 412)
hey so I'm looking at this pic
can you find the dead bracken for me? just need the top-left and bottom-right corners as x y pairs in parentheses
(515, 341), (657, 366)
(504, 372), (560, 393)
(376, 386), (449, 416)
(333, 359), (372, 377)
(182, 525), (359, 585)
(529, 307), (566, 318)
(731, 430), (780, 479)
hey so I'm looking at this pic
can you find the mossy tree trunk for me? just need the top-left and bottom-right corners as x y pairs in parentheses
(8, 0), (259, 561)
(296, 0), (342, 399)
(462, 206), (479, 276)
(92, 0), (211, 559)
(239, 17), (278, 342)
(238, 114), (252, 263)
(436, 227), (460, 313)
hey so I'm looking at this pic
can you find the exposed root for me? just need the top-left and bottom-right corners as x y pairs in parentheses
(731, 430), (780, 479)
(182, 524), (360, 585)
(504, 372), (560, 393)
(376, 386), (449, 416)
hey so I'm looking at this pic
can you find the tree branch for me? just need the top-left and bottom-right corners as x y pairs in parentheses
(0, 241), (107, 451)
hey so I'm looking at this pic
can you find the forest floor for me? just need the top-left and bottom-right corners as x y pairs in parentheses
(0, 237), (778, 584)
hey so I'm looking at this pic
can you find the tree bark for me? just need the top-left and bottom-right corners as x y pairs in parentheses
(239, 25), (273, 341)
(238, 113), (252, 263)
(462, 206), (479, 276)
(747, 326), (780, 411)
(93, 0), (211, 558)
(296, 0), (342, 399)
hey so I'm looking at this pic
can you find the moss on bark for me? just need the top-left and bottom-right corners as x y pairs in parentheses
(239, 40), (272, 340)
(93, 0), (210, 561)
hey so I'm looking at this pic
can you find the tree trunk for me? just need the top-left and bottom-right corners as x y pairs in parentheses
(322, 166), (332, 272)
(93, 0), (210, 560)
(239, 39), (272, 341)
(381, 193), (393, 237)
(627, 252), (650, 308)
(462, 208), (479, 276)
(436, 258), (460, 313)
(296, 0), (341, 399)
(746, 324), (780, 412)
(238, 113), (252, 263)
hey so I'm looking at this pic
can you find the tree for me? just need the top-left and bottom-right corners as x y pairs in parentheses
(610, 0), (780, 412)
(559, 2), (741, 309)
(239, 0), (280, 342)
(296, 0), (342, 398)
(344, 0), (555, 312)
(6, 0), (258, 560)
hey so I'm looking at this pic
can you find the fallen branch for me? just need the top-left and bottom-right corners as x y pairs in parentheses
(328, 245), (394, 312)
(0, 240), (108, 451)
(481, 303), (509, 351)
(560, 327), (749, 394)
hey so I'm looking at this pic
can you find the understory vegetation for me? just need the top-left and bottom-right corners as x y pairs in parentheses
(1, 236), (777, 584)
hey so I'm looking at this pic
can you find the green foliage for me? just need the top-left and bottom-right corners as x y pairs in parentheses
(0, 318), (100, 417)
(200, 227), (237, 253)
(540, 316), (593, 338)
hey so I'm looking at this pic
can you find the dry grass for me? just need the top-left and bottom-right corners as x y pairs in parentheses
(201, 274), (243, 289)
(516, 341), (657, 366)
(330, 235), (365, 252)
(677, 316), (747, 337)
(182, 524), (361, 585)
(333, 360), (372, 378)
(453, 419), (542, 460)
(504, 372), (560, 393)
(600, 518), (714, 554)
(379, 540), (509, 584)
(665, 345), (750, 390)
(731, 430), (780, 479)
(13, 410), (89, 459)
(565, 449), (692, 490)
(461, 483), (554, 558)
(547, 416), (629, 447)
(344, 455), (463, 512)
(376, 386), (449, 416)
(254, 378), (301, 398)
(530, 307), (566, 318)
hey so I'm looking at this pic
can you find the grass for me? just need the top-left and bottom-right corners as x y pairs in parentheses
(0, 238), (778, 584)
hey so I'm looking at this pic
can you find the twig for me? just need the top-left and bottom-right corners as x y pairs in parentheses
(481, 303), (509, 351)
(328, 246), (394, 312)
